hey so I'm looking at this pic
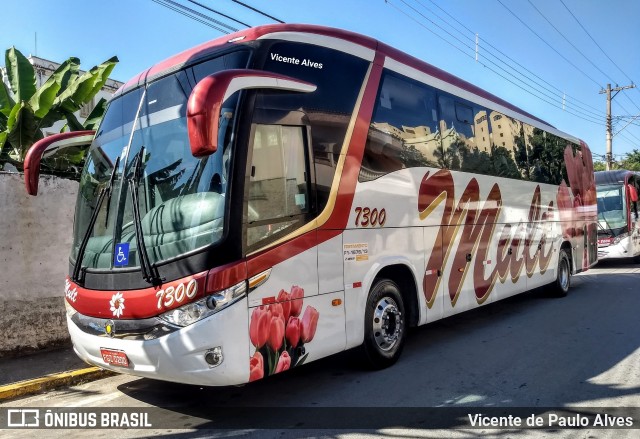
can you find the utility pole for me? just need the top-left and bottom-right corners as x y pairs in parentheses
(600, 83), (635, 170)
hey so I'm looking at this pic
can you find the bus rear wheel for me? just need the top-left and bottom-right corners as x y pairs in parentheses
(552, 248), (571, 297)
(360, 279), (406, 369)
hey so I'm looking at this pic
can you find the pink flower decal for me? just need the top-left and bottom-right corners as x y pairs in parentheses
(248, 286), (319, 382)
(249, 351), (264, 382)
(290, 286), (304, 317)
(285, 316), (301, 348)
(267, 315), (285, 352)
(277, 289), (292, 321)
(275, 351), (291, 374)
(301, 306), (319, 343)
(249, 306), (270, 348)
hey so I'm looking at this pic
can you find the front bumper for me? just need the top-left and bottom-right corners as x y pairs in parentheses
(68, 297), (250, 386)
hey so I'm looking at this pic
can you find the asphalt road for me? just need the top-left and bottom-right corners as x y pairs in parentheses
(2, 260), (640, 438)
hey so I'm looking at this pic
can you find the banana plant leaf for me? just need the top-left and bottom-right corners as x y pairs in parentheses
(5, 47), (36, 103)
(29, 57), (80, 118)
(6, 102), (38, 160)
(0, 79), (14, 117)
(54, 56), (118, 113)
(83, 97), (107, 130)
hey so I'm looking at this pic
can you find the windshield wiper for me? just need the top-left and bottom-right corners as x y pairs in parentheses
(128, 148), (162, 285)
(72, 156), (121, 284)
(596, 217), (614, 237)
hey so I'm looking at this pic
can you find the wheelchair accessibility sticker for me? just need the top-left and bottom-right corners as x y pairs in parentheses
(114, 243), (130, 267)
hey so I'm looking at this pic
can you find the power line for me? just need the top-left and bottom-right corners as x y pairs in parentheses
(163, 0), (238, 32)
(527, 0), (614, 84)
(414, 0), (603, 119)
(420, 0), (602, 116)
(387, 0), (603, 125)
(186, 0), (250, 27)
(151, 0), (233, 34)
(496, 0), (603, 88)
(559, 0), (634, 85)
(231, 0), (284, 23)
(559, 0), (640, 124)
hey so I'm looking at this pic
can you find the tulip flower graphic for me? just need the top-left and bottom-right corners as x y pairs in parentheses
(248, 286), (319, 382)
(301, 306), (319, 343)
(277, 289), (292, 321)
(275, 351), (291, 374)
(290, 286), (304, 317)
(249, 306), (271, 349)
(285, 316), (301, 348)
(249, 351), (264, 382)
(267, 315), (285, 351)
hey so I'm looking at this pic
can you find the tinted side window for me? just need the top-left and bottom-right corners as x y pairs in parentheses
(246, 125), (310, 251)
(258, 41), (369, 210)
(437, 96), (520, 179)
(191, 50), (251, 82)
(360, 71), (439, 182)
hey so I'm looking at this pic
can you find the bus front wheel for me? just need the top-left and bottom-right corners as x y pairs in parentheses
(552, 248), (571, 297)
(360, 279), (406, 369)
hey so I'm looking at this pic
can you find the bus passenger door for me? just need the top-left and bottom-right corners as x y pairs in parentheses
(245, 121), (319, 306)
(245, 118), (346, 375)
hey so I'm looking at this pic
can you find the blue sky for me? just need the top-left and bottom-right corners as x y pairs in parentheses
(2, 0), (639, 163)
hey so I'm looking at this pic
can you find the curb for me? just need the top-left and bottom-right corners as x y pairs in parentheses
(0, 367), (116, 402)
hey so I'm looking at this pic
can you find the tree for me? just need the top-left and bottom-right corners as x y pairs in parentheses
(593, 161), (606, 171)
(0, 47), (117, 177)
(620, 149), (640, 171)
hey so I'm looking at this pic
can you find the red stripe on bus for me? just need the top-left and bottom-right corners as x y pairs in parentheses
(65, 272), (208, 319)
(206, 261), (248, 293)
(320, 51), (385, 231)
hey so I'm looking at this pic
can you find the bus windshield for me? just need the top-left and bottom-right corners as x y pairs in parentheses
(596, 184), (627, 230)
(72, 54), (246, 272)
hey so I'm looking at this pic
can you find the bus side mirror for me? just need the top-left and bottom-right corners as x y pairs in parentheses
(24, 130), (95, 196)
(187, 69), (316, 158)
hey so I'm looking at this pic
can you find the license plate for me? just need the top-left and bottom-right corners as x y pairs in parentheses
(100, 348), (129, 367)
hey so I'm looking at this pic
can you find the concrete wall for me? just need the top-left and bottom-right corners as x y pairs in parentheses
(0, 172), (78, 356)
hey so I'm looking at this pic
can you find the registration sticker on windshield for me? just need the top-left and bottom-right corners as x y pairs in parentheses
(114, 243), (130, 267)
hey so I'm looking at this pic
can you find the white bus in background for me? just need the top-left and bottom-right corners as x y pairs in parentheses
(595, 170), (640, 261)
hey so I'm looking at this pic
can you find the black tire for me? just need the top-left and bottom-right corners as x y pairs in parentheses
(552, 248), (571, 297)
(360, 279), (406, 369)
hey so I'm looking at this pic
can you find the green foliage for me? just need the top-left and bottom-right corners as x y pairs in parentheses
(439, 138), (522, 180)
(399, 144), (430, 167)
(0, 47), (118, 179)
(620, 149), (640, 171)
(593, 161), (606, 172)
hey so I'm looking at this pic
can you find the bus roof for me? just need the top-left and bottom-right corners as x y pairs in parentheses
(595, 170), (639, 185)
(116, 23), (582, 143)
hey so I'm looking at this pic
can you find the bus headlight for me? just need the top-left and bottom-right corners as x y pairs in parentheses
(159, 281), (247, 327)
(614, 233), (629, 245)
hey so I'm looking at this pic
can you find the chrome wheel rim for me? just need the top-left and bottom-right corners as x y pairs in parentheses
(559, 258), (569, 291)
(372, 296), (403, 352)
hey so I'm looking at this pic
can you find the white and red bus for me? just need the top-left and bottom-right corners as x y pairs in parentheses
(595, 170), (640, 261)
(25, 24), (598, 386)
